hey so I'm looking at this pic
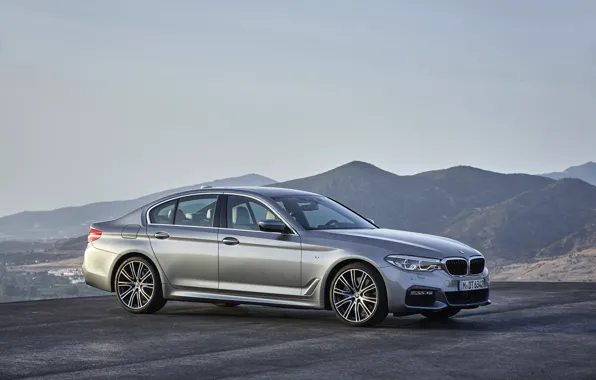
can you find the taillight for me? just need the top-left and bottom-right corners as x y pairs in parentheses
(88, 228), (102, 243)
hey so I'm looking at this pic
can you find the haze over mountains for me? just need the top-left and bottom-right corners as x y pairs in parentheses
(1, 160), (595, 279)
(0, 174), (275, 241)
(541, 161), (596, 185)
(273, 161), (596, 267)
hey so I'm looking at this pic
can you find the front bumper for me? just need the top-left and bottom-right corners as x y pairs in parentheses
(379, 265), (491, 313)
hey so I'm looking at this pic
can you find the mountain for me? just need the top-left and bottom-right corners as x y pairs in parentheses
(272, 161), (552, 233)
(0, 174), (275, 241)
(272, 161), (596, 266)
(541, 161), (596, 185)
(442, 178), (596, 264)
(0, 240), (52, 254)
(4, 160), (596, 279)
(491, 248), (596, 282)
(0, 235), (90, 255)
(51, 235), (89, 252)
(536, 223), (596, 258)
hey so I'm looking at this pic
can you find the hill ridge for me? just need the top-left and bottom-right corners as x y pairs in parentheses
(541, 161), (596, 185)
(2, 160), (596, 274)
(0, 173), (276, 241)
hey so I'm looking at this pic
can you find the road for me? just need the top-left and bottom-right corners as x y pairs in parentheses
(1, 282), (595, 380)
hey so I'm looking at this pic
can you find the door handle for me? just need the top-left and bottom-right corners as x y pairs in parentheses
(154, 231), (170, 240)
(222, 237), (240, 246)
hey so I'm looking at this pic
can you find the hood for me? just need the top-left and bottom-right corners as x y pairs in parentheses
(314, 228), (480, 259)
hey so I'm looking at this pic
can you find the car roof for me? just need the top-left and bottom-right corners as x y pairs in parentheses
(214, 186), (318, 197)
(224, 186), (319, 197)
(150, 186), (320, 205)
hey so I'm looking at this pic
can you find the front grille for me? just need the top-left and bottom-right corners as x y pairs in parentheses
(445, 259), (468, 276)
(469, 258), (485, 275)
(406, 290), (436, 307)
(445, 289), (489, 305)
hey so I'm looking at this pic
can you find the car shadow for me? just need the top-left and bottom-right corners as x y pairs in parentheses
(148, 302), (596, 335)
(159, 303), (339, 323)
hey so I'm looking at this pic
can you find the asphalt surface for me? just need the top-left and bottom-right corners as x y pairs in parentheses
(1, 282), (596, 380)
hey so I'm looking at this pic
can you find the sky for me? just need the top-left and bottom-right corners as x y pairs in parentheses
(0, 0), (595, 216)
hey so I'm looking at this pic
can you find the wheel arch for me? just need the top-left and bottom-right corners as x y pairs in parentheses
(322, 258), (386, 310)
(109, 252), (162, 292)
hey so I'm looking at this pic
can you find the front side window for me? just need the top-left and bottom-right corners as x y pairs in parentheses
(227, 195), (283, 231)
(272, 195), (375, 230)
(175, 195), (219, 227)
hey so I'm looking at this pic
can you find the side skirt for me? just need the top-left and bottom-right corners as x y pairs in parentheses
(164, 284), (324, 310)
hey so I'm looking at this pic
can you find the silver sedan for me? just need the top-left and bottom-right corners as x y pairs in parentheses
(83, 187), (490, 326)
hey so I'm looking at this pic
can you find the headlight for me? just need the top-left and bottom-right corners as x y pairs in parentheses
(384, 255), (441, 272)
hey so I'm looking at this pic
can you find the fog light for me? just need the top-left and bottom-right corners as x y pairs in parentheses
(410, 290), (434, 296)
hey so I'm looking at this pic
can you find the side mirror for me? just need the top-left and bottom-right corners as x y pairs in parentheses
(367, 218), (375, 225)
(258, 219), (288, 233)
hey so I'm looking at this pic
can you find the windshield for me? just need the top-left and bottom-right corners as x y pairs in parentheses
(271, 195), (376, 230)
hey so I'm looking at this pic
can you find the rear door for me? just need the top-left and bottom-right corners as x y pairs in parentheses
(146, 193), (221, 289)
(217, 194), (302, 296)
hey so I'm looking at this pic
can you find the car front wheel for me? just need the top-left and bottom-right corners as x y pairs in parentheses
(114, 257), (167, 314)
(330, 263), (388, 327)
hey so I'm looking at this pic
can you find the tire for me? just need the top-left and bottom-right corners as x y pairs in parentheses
(214, 302), (240, 307)
(421, 307), (461, 320)
(114, 256), (167, 314)
(329, 262), (388, 327)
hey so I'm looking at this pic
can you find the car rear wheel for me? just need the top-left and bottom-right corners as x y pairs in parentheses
(421, 307), (461, 320)
(114, 257), (167, 314)
(330, 263), (388, 327)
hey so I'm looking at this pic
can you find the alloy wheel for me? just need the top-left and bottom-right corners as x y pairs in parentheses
(116, 260), (154, 310)
(332, 268), (378, 323)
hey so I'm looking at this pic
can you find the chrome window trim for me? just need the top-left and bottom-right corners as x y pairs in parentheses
(223, 192), (298, 235)
(441, 255), (485, 277)
(145, 191), (298, 235)
(145, 192), (223, 227)
(148, 223), (219, 230)
(217, 226), (295, 236)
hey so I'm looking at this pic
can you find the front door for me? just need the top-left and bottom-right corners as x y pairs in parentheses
(218, 194), (302, 296)
(147, 193), (220, 289)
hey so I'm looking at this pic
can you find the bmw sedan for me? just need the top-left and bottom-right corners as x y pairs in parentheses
(82, 187), (490, 326)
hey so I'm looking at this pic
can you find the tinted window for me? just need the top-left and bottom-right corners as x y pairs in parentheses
(175, 195), (219, 227)
(148, 200), (177, 224)
(227, 195), (283, 231)
(273, 195), (375, 230)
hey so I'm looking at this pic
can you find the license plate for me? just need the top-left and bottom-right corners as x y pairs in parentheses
(459, 278), (487, 291)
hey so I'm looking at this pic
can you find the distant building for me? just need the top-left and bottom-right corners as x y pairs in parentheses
(48, 268), (85, 284)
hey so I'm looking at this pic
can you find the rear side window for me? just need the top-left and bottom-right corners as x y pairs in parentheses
(148, 200), (177, 224)
(175, 195), (219, 227)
